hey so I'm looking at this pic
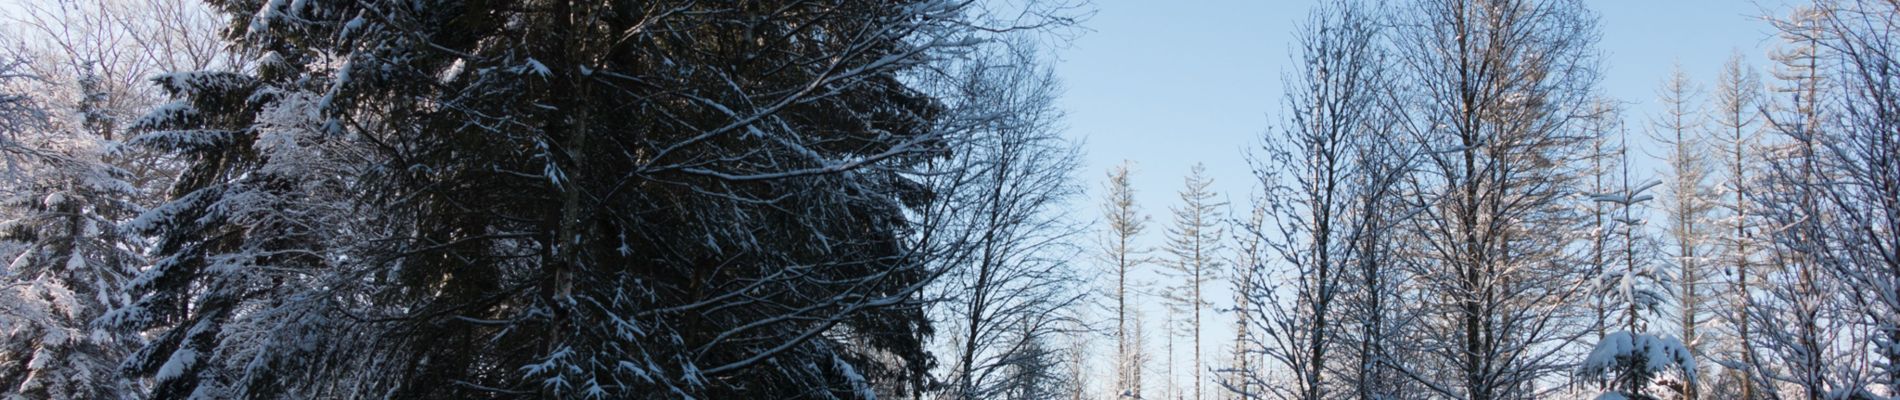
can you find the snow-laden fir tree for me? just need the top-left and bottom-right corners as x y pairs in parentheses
(109, 72), (371, 399)
(0, 55), (145, 399)
(1581, 99), (1624, 341)
(1597, 129), (1668, 335)
(0, 3), (233, 395)
(1579, 127), (1695, 400)
(2, 0), (231, 212)
(1577, 331), (1698, 400)
(108, 0), (1077, 398)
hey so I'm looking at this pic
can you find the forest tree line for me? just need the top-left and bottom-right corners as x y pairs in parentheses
(1191, 1), (1900, 400)
(0, 0), (1896, 400)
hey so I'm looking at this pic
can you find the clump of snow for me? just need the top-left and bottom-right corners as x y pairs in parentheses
(525, 58), (552, 78)
(41, 191), (67, 208)
(1581, 331), (1696, 380)
(1580, 330), (1698, 400)
(832, 353), (876, 400)
(156, 347), (199, 382)
(1825, 388), (1892, 400)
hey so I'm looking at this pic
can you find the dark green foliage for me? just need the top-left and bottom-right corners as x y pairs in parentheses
(117, 0), (976, 398)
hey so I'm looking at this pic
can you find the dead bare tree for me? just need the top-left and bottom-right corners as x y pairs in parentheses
(1101, 160), (1153, 399)
(1161, 163), (1225, 400)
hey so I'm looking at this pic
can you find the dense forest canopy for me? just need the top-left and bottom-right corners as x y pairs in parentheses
(0, 0), (1896, 399)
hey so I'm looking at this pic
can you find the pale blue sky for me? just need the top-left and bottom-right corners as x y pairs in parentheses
(1053, 0), (1799, 393)
(1059, 0), (1794, 222)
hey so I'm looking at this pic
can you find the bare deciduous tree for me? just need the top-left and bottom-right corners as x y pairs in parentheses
(932, 42), (1089, 400)
(1389, 0), (1603, 398)
(1235, 2), (1401, 399)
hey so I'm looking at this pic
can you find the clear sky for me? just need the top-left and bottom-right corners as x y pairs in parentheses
(1052, 0), (1798, 394)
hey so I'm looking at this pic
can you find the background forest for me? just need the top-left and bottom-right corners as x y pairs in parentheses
(0, 0), (1897, 399)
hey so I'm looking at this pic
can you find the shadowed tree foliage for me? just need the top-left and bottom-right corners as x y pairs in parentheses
(106, 0), (1069, 398)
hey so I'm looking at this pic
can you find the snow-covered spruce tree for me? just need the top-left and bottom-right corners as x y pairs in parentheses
(1580, 128), (1694, 400)
(0, 3), (232, 396)
(1580, 99), (1624, 342)
(0, 50), (144, 400)
(928, 42), (1088, 400)
(4, 0), (229, 196)
(111, 0), (1071, 398)
(1238, 2), (1399, 399)
(1594, 63), (1664, 343)
(108, 70), (368, 399)
(1161, 163), (1224, 400)
(1388, 0), (1602, 398)
(1100, 161), (1151, 399)
(1577, 331), (1698, 400)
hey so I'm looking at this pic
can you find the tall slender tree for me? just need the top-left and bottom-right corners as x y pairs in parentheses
(1101, 161), (1151, 399)
(1710, 51), (1768, 400)
(1223, 202), (1266, 400)
(1582, 99), (1625, 341)
(1596, 128), (1666, 335)
(1650, 66), (1717, 400)
(1130, 303), (1154, 400)
(1578, 126), (1696, 400)
(1162, 163), (1224, 400)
